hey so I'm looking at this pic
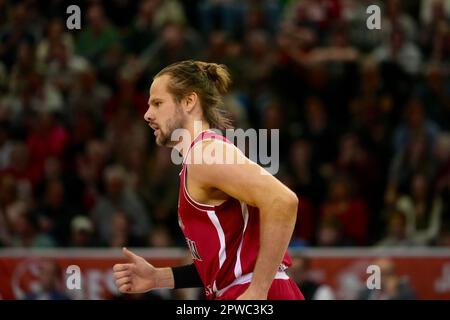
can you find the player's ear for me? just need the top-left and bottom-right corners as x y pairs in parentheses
(182, 92), (198, 113)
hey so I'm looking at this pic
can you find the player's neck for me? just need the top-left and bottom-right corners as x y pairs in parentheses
(174, 119), (211, 156)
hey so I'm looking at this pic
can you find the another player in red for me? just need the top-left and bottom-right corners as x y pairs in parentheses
(113, 60), (304, 300)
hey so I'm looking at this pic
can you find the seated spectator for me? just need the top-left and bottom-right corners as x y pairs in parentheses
(377, 209), (417, 247)
(434, 133), (450, 195)
(107, 211), (145, 248)
(35, 179), (75, 246)
(302, 96), (337, 168)
(316, 215), (354, 247)
(333, 132), (380, 201)
(9, 202), (55, 248)
(436, 221), (450, 246)
(372, 27), (422, 75)
(91, 164), (150, 246)
(0, 2), (36, 71)
(36, 18), (74, 67)
(26, 110), (69, 184)
(2, 142), (41, 193)
(75, 3), (120, 62)
(395, 174), (443, 246)
(23, 260), (70, 300)
(386, 133), (437, 205)
(288, 138), (325, 206)
(67, 65), (111, 122)
(289, 255), (335, 300)
(69, 215), (96, 247)
(417, 64), (450, 128)
(148, 224), (174, 247)
(392, 98), (440, 152)
(319, 176), (369, 245)
(357, 258), (416, 300)
(0, 174), (20, 246)
(0, 121), (13, 170)
(290, 195), (315, 247)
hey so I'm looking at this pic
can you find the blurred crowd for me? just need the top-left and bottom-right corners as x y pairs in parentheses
(0, 0), (450, 250)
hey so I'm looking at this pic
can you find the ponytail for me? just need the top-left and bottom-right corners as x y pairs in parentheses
(155, 60), (234, 130)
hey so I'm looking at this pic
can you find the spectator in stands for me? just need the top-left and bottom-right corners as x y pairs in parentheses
(395, 174), (443, 246)
(319, 176), (369, 245)
(377, 209), (417, 247)
(372, 27), (422, 75)
(436, 223), (450, 247)
(333, 132), (380, 202)
(393, 98), (441, 152)
(418, 64), (450, 129)
(9, 202), (55, 248)
(35, 179), (75, 246)
(69, 215), (96, 247)
(124, 0), (159, 55)
(139, 21), (203, 78)
(419, 0), (450, 63)
(0, 2), (36, 72)
(36, 18), (74, 65)
(74, 139), (110, 211)
(357, 257), (416, 300)
(91, 165), (150, 246)
(23, 260), (70, 300)
(26, 110), (68, 184)
(289, 255), (335, 300)
(67, 65), (111, 122)
(302, 96), (336, 169)
(434, 133), (450, 192)
(148, 224), (174, 247)
(0, 173), (19, 246)
(434, 133), (450, 228)
(144, 147), (181, 244)
(316, 215), (353, 247)
(2, 142), (39, 195)
(386, 133), (437, 206)
(75, 3), (120, 62)
(288, 137), (325, 206)
(0, 121), (13, 170)
(107, 211), (145, 248)
(104, 69), (148, 122)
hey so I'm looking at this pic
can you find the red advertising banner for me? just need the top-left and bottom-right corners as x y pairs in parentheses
(1, 248), (450, 300)
(0, 249), (186, 300)
(305, 254), (450, 300)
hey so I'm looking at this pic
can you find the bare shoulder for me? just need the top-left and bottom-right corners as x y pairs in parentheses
(186, 138), (295, 207)
(186, 139), (254, 183)
(188, 138), (250, 166)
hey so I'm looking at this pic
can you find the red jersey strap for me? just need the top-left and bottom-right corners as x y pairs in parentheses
(182, 130), (230, 166)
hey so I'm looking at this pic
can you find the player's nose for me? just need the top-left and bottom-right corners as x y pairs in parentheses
(144, 106), (154, 122)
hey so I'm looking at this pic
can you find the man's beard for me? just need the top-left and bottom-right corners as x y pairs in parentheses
(156, 111), (184, 147)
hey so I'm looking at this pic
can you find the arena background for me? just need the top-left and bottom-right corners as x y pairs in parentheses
(0, 0), (450, 300)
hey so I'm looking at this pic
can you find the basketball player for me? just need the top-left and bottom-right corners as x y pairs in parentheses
(113, 60), (304, 300)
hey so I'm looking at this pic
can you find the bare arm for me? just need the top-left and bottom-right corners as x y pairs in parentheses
(188, 141), (298, 299)
(113, 248), (202, 293)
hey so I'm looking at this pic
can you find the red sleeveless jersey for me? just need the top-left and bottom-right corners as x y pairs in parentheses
(177, 130), (292, 299)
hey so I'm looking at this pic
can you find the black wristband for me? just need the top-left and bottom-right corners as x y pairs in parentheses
(172, 263), (204, 289)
